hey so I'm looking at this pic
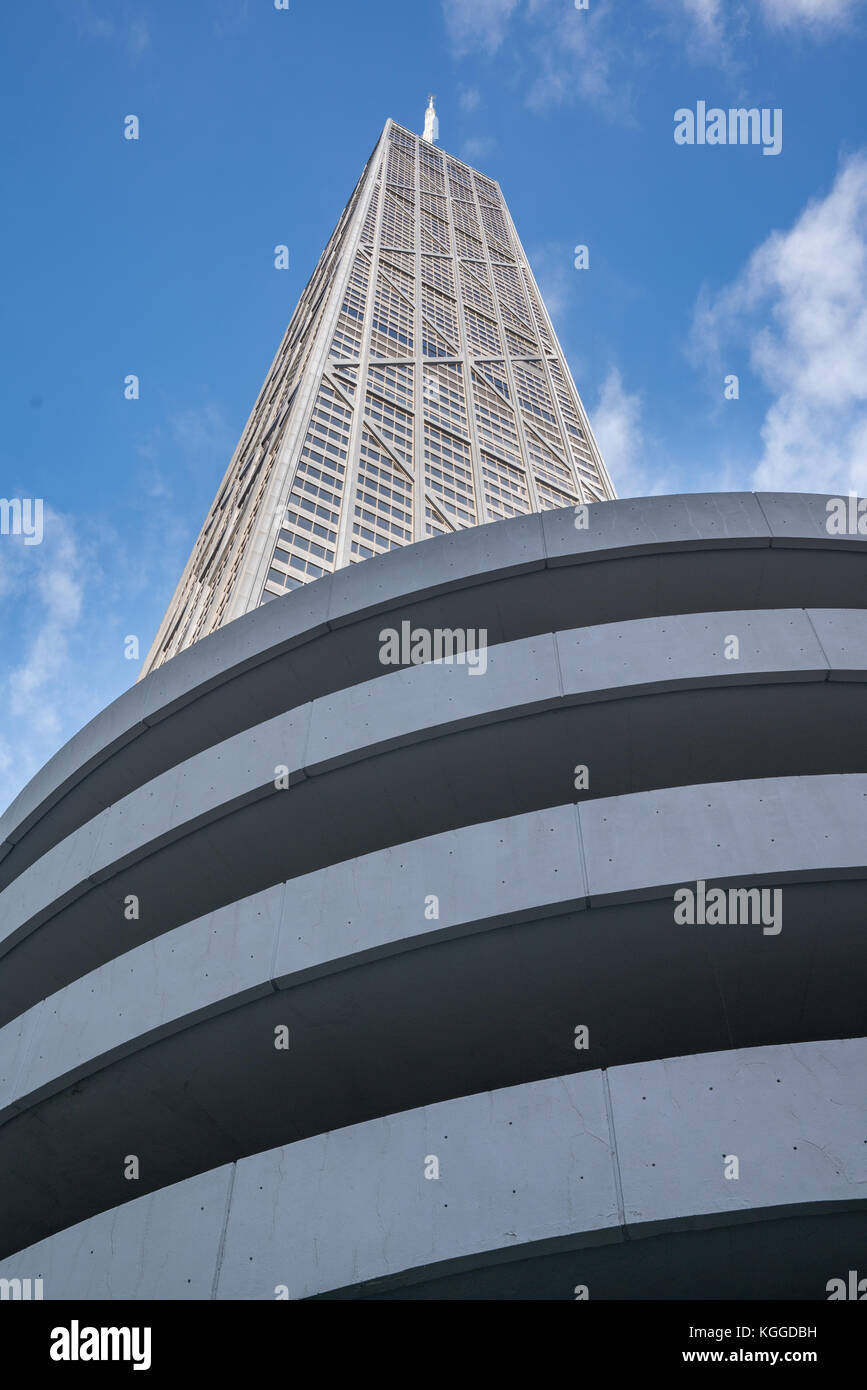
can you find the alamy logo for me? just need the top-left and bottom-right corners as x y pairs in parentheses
(0, 497), (43, 545)
(826, 1270), (867, 1299)
(49, 1320), (152, 1371)
(674, 103), (782, 156)
(673, 880), (782, 935)
(379, 622), (488, 674)
(825, 494), (867, 535)
(0, 1276), (43, 1299)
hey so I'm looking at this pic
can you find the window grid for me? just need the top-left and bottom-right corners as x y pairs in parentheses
(482, 452), (530, 520)
(520, 267), (554, 349)
(370, 278), (414, 357)
(423, 362), (468, 436)
(421, 284), (459, 347)
(451, 199), (481, 237)
(422, 256), (455, 297)
(492, 264), (532, 329)
(350, 430), (413, 559)
(424, 504), (451, 537)
(420, 210), (451, 256)
(460, 262), (496, 317)
(360, 187), (379, 242)
(381, 191), (414, 249)
(424, 422), (476, 525)
(480, 203), (514, 258)
(367, 361), (414, 410)
(378, 254), (415, 303)
(454, 226), (484, 260)
(465, 306), (503, 356)
(364, 391), (414, 462)
(513, 360), (559, 427)
(386, 145), (415, 188)
(471, 374), (521, 462)
(535, 477), (580, 511)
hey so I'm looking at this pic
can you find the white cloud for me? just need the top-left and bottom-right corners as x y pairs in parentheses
(0, 396), (237, 815)
(657, 0), (745, 63)
(0, 510), (93, 809)
(7, 517), (83, 731)
(461, 135), (498, 165)
(440, 0), (626, 117)
(591, 367), (671, 497)
(525, 2), (617, 113)
(667, 0), (862, 45)
(441, 0), (864, 107)
(667, 0), (864, 48)
(673, 0), (727, 47)
(442, 0), (520, 55)
(691, 152), (867, 494)
(758, 0), (863, 29)
(459, 87), (482, 113)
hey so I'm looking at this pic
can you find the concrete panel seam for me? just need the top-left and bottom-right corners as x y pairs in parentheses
(550, 628), (567, 702)
(751, 491), (775, 542)
(803, 608), (837, 680)
(8, 999), (44, 1108)
(573, 801), (592, 909)
(210, 1161), (237, 1301)
(601, 1067), (628, 1239)
(268, 880), (289, 985)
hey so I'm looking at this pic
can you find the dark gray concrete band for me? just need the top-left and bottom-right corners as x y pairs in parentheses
(1, 608), (865, 1027)
(0, 778), (864, 1257)
(1, 492), (864, 891)
(0, 1040), (862, 1299)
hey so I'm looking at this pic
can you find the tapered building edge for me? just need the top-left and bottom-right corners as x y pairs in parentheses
(140, 118), (616, 678)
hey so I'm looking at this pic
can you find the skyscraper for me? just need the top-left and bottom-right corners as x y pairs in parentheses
(141, 109), (615, 676)
(1, 111), (862, 1303)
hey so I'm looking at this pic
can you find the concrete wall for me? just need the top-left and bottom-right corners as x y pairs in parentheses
(1, 1040), (863, 1300)
(0, 494), (864, 1295)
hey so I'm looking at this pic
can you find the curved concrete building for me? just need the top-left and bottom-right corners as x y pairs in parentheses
(0, 491), (865, 1299)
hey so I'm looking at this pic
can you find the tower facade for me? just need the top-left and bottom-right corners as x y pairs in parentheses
(141, 116), (615, 675)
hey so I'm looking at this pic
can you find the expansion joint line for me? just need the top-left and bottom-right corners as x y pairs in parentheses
(601, 1068), (628, 1239)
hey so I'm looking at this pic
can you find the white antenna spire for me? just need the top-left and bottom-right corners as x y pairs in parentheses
(422, 94), (439, 145)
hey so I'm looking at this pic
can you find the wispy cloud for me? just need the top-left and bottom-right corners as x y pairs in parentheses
(461, 134), (498, 165)
(527, 242), (574, 321)
(171, 402), (235, 460)
(73, 1), (151, 59)
(0, 509), (95, 810)
(459, 87), (482, 113)
(691, 152), (867, 494)
(7, 516), (84, 736)
(442, 0), (520, 56)
(213, 0), (253, 39)
(591, 367), (672, 497)
(0, 400), (237, 815)
(758, 0), (865, 31)
(441, 0), (864, 108)
(680, 0), (727, 43)
(524, 2), (620, 114)
(134, 402), (236, 498)
(442, 0), (634, 118)
(665, 0), (863, 47)
(652, 0), (740, 64)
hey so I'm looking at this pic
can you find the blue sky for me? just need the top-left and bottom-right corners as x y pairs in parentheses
(1, 0), (866, 811)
